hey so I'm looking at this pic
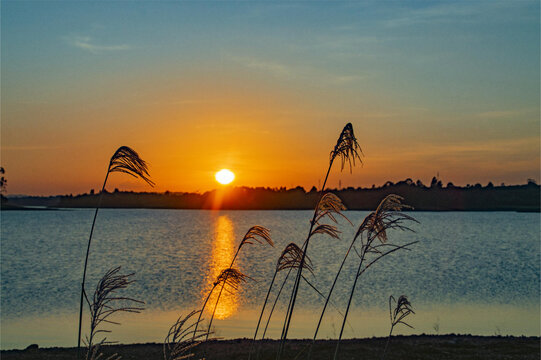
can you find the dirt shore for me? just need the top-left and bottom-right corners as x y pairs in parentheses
(2, 335), (539, 360)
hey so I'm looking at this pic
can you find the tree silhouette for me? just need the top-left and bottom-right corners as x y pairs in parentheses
(0, 167), (7, 195)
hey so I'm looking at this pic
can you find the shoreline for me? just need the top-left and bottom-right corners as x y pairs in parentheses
(2, 205), (539, 212)
(2, 335), (540, 359)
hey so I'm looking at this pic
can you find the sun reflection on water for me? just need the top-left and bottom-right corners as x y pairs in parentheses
(203, 215), (239, 320)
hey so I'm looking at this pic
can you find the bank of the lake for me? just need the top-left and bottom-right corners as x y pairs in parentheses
(2, 336), (539, 360)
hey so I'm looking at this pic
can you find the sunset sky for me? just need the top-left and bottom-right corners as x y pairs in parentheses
(1, 1), (539, 195)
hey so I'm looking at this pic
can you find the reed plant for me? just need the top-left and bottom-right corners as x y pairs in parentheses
(381, 295), (414, 360)
(164, 310), (211, 360)
(330, 195), (418, 360)
(84, 267), (144, 360)
(278, 124), (362, 359)
(248, 243), (313, 360)
(192, 267), (251, 339)
(77, 146), (154, 358)
(204, 226), (273, 340)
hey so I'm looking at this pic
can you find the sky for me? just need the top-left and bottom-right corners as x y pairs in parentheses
(1, 1), (539, 195)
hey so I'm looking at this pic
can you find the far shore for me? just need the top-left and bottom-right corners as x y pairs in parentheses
(2, 335), (540, 359)
(4, 181), (540, 212)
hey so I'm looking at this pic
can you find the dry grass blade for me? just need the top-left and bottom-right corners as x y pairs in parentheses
(85, 267), (144, 360)
(239, 225), (273, 248)
(329, 123), (363, 172)
(164, 310), (211, 360)
(213, 268), (251, 293)
(276, 243), (314, 274)
(108, 146), (154, 186)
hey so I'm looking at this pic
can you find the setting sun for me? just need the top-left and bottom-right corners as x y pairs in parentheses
(215, 169), (235, 185)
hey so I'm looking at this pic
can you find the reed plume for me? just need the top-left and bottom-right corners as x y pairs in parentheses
(205, 226), (272, 340)
(279, 123), (361, 359)
(84, 267), (144, 360)
(108, 146), (155, 187)
(164, 310), (211, 360)
(77, 146), (153, 359)
(332, 195), (418, 360)
(382, 295), (415, 359)
(276, 243), (313, 274)
(192, 267), (250, 340)
(330, 122), (363, 172)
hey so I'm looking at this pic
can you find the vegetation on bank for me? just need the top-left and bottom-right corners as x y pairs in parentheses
(6, 180), (540, 211)
(2, 336), (540, 360)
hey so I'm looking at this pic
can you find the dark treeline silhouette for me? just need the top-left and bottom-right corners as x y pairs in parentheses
(7, 178), (540, 211)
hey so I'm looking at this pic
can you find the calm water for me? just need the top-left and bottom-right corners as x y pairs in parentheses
(1, 209), (539, 349)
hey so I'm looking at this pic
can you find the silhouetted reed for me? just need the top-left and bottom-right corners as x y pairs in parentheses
(205, 226), (273, 340)
(248, 243), (312, 360)
(381, 295), (414, 360)
(331, 195), (418, 360)
(278, 125), (361, 359)
(77, 146), (153, 358)
(192, 267), (251, 340)
(84, 267), (144, 360)
(164, 310), (211, 360)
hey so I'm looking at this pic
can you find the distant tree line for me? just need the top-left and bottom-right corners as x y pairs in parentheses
(8, 178), (540, 212)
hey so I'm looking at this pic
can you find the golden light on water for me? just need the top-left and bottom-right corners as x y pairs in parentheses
(215, 169), (235, 185)
(204, 215), (239, 320)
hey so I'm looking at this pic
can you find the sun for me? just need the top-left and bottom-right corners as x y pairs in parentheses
(215, 169), (235, 185)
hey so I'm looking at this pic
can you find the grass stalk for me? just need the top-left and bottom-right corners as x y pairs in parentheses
(248, 270), (278, 360)
(278, 123), (362, 359)
(331, 195), (418, 359)
(192, 267), (250, 340)
(77, 146), (153, 359)
(250, 243), (312, 360)
(84, 267), (144, 360)
(381, 295), (414, 360)
(206, 226), (272, 341)
(308, 235), (357, 359)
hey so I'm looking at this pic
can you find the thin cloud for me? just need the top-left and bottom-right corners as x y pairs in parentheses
(230, 55), (290, 77)
(383, 1), (535, 28)
(476, 110), (523, 119)
(67, 36), (131, 54)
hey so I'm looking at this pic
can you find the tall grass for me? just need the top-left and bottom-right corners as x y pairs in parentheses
(164, 310), (211, 360)
(192, 267), (251, 340)
(277, 123), (362, 359)
(248, 243), (313, 360)
(205, 226), (273, 340)
(332, 195), (418, 359)
(77, 146), (153, 358)
(382, 295), (414, 360)
(84, 267), (144, 360)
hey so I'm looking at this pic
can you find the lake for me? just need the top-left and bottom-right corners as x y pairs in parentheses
(1, 209), (539, 349)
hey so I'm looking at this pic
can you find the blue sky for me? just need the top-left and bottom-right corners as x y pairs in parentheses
(1, 1), (539, 194)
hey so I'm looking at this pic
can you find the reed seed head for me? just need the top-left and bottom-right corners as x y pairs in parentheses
(311, 224), (341, 240)
(315, 192), (351, 225)
(213, 268), (251, 292)
(389, 295), (415, 329)
(239, 225), (273, 249)
(108, 146), (154, 187)
(330, 123), (363, 172)
(276, 242), (314, 274)
(357, 194), (417, 243)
